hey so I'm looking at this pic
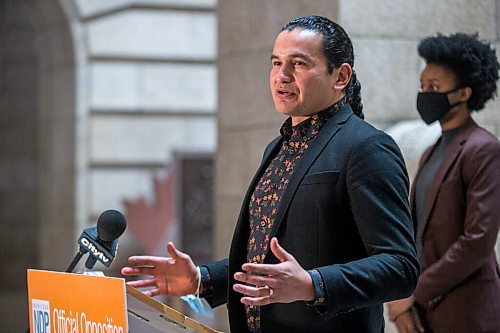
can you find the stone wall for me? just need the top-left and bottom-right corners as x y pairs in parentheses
(72, 0), (217, 227)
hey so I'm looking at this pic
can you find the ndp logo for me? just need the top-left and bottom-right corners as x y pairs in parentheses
(32, 299), (51, 333)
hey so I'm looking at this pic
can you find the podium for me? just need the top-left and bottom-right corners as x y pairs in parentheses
(27, 269), (222, 333)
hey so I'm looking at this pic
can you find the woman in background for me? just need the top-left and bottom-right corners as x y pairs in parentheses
(388, 33), (500, 333)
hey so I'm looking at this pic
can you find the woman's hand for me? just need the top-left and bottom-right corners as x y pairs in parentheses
(394, 310), (424, 333)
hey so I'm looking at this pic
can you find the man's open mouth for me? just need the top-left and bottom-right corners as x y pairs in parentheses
(277, 89), (296, 97)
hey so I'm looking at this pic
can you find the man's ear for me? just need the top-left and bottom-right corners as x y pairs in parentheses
(333, 63), (352, 91)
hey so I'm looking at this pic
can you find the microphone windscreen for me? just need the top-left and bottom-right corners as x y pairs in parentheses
(96, 209), (127, 242)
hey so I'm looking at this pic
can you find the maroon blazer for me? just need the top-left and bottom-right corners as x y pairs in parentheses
(412, 118), (500, 332)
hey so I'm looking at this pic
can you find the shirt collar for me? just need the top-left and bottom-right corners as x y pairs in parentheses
(441, 126), (460, 144)
(280, 97), (347, 142)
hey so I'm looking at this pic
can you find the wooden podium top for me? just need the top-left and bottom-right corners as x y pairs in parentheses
(126, 284), (223, 333)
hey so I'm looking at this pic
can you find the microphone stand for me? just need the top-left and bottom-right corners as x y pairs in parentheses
(65, 248), (86, 273)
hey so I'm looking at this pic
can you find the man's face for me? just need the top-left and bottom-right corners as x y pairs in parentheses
(270, 29), (341, 124)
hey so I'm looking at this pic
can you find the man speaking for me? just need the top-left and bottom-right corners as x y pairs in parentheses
(122, 15), (419, 332)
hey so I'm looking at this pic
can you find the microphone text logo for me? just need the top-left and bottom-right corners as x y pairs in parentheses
(80, 237), (110, 263)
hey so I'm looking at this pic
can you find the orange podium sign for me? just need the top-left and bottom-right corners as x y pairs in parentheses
(27, 269), (223, 333)
(28, 269), (127, 333)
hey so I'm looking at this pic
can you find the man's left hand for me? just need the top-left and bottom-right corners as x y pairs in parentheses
(233, 237), (315, 306)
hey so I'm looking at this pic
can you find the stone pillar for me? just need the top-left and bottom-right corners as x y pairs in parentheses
(0, 0), (76, 331)
(0, 1), (40, 330)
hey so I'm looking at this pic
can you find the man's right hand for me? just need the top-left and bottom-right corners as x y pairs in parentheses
(121, 242), (198, 297)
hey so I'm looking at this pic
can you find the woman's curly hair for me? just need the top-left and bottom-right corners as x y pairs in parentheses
(418, 32), (499, 112)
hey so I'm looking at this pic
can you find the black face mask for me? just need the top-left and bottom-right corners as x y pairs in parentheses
(416, 87), (462, 124)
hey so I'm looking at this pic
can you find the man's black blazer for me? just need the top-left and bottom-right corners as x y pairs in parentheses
(204, 105), (419, 333)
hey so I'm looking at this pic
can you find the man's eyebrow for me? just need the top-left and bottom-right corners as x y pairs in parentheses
(270, 53), (313, 61)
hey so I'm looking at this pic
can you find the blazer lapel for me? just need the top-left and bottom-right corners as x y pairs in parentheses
(420, 119), (476, 233)
(229, 136), (282, 265)
(269, 105), (354, 239)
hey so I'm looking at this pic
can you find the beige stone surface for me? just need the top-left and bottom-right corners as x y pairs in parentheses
(218, 51), (281, 129)
(90, 116), (216, 163)
(353, 38), (421, 123)
(218, 0), (338, 57)
(76, 0), (217, 18)
(215, 127), (277, 197)
(467, 42), (500, 137)
(87, 9), (216, 59)
(473, 103), (500, 136)
(90, 62), (217, 111)
(340, 0), (497, 40)
(89, 169), (157, 216)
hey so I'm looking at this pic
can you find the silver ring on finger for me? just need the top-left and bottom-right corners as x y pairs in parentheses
(266, 286), (273, 298)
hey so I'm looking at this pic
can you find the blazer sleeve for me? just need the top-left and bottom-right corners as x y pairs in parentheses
(202, 258), (229, 307)
(413, 139), (500, 309)
(317, 133), (420, 319)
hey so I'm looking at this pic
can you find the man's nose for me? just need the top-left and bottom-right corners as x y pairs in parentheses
(275, 66), (292, 83)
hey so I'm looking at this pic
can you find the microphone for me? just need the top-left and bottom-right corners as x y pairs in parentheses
(66, 210), (127, 273)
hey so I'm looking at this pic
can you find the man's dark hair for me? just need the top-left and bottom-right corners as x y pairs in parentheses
(282, 15), (364, 119)
(418, 32), (499, 112)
